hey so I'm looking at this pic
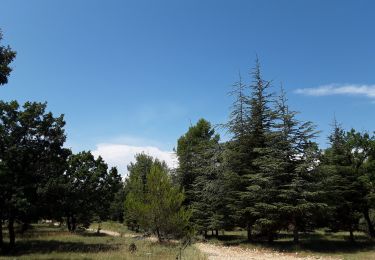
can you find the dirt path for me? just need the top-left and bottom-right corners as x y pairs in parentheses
(87, 228), (158, 241)
(195, 243), (340, 260)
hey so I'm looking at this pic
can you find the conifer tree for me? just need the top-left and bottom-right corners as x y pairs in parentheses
(191, 141), (230, 236)
(321, 121), (362, 241)
(124, 154), (170, 230)
(346, 130), (375, 238)
(124, 154), (159, 230)
(226, 58), (274, 240)
(125, 157), (190, 240)
(144, 164), (191, 241)
(272, 88), (323, 243)
(176, 119), (218, 204)
(177, 119), (227, 236)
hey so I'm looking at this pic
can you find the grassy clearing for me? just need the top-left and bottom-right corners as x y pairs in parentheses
(204, 229), (375, 259)
(0, 224), (206, 260)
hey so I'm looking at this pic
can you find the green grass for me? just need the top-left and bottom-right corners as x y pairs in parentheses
(204, 229), (375, 259)
(0, 224), (206, 260)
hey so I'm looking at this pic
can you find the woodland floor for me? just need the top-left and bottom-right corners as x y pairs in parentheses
(199, 230), (375, 260)
(1, 223), (375, 259)
(0, 224), (204, 259)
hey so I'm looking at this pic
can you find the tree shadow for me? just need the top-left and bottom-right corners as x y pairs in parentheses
(0, 239), (118, 256)
(251, 240), (375, 254)
(78, 231), (110, 237)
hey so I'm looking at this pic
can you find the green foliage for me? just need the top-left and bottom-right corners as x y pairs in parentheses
(0, 101), (68, 247)
(124, 153), (155, 229)
(144, 164), (191, 240)
(224, 58), (274, 240)
(269, 88), (324, 242)
(222, 59), (325, 242)
(0, 30), (16, 86)
(321, 124), (375, 239)
(125, 155), (191, 240)
(62, 152), (122, 232)
(176, 119), (231, 235)
(176, 119), (219, 204)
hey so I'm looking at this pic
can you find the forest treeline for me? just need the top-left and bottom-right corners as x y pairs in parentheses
(1, 30), (375, 251)
(125, 59), (375, 244)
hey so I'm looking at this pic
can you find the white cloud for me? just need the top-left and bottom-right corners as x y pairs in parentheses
(92, 143), (178, 176)
(295, 84), (375, 99)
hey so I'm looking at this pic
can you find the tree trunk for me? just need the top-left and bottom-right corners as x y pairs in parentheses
(211, 230), (214, 236)
(156, 227), (162, 242)
(21, 221), (29, 234)
(247, 223), (252, 241)
(0, 219), (3, 249)
(96, 222), (101, 234)
(349, 227), (355, 242)
(8, 216), (15, 248)
(268, 232), (274, 243)
(204, 230), (208, 238)
(67, 215), (71, 231)
(71, 215), (76, 232)
(363, 209), (375, 238)
(293, 225), (299, 244)
(215, 229), (219, 238)
(293, 217), (299, 244)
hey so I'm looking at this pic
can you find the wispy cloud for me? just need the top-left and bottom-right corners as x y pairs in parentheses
(295, 84), (375, 99)
(92, 143), (178, 176)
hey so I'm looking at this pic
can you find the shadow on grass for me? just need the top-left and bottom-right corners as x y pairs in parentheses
(0, 239), (118, 256)
(78, 231), (111, 237)
(205, 233), (375, 254)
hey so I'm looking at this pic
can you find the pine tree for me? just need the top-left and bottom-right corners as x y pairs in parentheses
(124, 153), (155, 231)
(176, 119), (218, 204)
(124, 154), (171, 232)
(125, 158), (191, 241)
(223, 72), (254, 239)
(227, 58), (274, 240)
(191, 141), (230, 236)
(345, 130), (375, 238)
(273, 88), (323, 243)
(144, 163), (191, 241)
(321, 121), (360, 241)
(177, 119), (227, 236)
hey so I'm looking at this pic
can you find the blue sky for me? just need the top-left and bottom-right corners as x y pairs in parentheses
(1, 0), (375, 173)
